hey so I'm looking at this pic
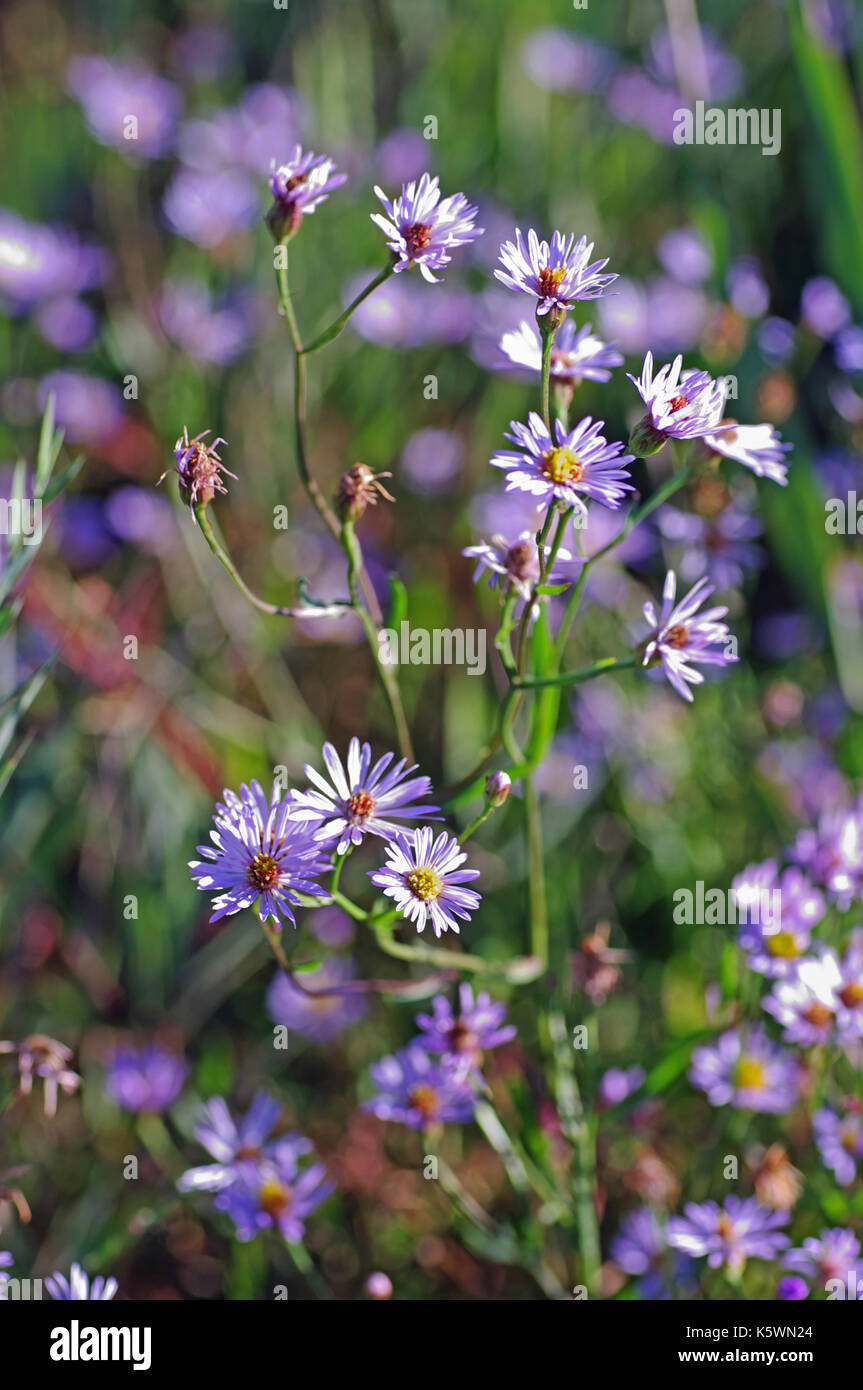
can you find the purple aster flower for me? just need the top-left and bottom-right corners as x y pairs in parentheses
(368, 828), (481, 938)
(287, 738), (439, 854)
(267, 146), (347, 240)
(790, 798), (863, 909)
(158, 280), (252, 365)
(801, 277), (851, 339)
(163, 167), (258, 247)
(598, 1066), (645, 1107)
(777, 1274), (809, 1300)
(34, 296), (99, 353)
(702, 422), (792, 486)
(689, 1026), (799, 1113)
(656, 499), (763, 591)
(362, 1043), (477, 1129)
(726, 257), (770, 319)
(177, 1092), (284, 1195)
(762, 958), (839, 1046)
(189, 780), (331, 929)
(67, 57), (180, 159)
(834, 324), (863, 374)
(45, 1263), (118, 1301)
(414, 984), (516, 1070)
(0, 212), (107, 309)
(400, 428), (464, 496)
(667, 1196), (789, 1271)
(807, 938), (863, 1038)
(105, 1045), (188, 1112)
(610, 1208), (695, 1299)
(520, 29), (612, 93)
(498, 319), (622, 384)
(490, 411), (634, 523)
(640, 571), (737, 703)
(371, 173), (482, 283)
(215, 1136), (333, 1243)
(735, 862), (824, 977)
(628, 351), (728, 453)
(267, 956), (368, 1043)
(656, 228), (713, 286)
(157, 427), (235, 520)
(785, 1229), (860, 1287)
(495, 228), (616, 316)
(463, 530), (577, 605)
(38, 371), (124, 448)
(813, 1105), (863, 1185)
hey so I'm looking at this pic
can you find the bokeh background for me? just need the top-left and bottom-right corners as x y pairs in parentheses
(1, 0), (862, 1299)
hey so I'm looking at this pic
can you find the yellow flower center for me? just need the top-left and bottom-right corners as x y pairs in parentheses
(804, 1003), (833, 1029)
(542, 447), (583, 485)
(248, 852), (280, 890)
(258, 1178), (291, 1218)
(766, 932), (800, 959)
(537, 265), (567, 297)
(408, 1084), (440, 1120)
(734, 1058), (766, 1089)
(839, 982), (863, 1010)
(405, 867), (442, 901)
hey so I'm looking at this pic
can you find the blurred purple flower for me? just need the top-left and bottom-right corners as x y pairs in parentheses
(106, 1045), (188, 1112)
(801, 276), (851, 338)
(376, 128), (432, 184)
(158, 279), (252, 364)
(347, 272), (473, 348)
(177, 1092), (283, 1194)
(363, 1043), (477, 1128)
(757, 316), (796, 363)
(611, 1207), (695, 1299)
(656, 500), (763, 590)
(784, 1228), (860, 1286)
(777, 1275), (809, 1301)
(813, 1105), (863, 1185)
(163, 168), (258, 247)
(216, 1138), (333, 1243)
(177, 84), (304, 177)
(647, 27), (742, 100)
(414, 984), (515, 1070)
(0, 211), (107, 309)
(33, 296), (98, 353)
(834, 325), (863, 374)
(726, 257), (770, 318)
(689, 1026), (799, 1113)
(499, 319), (622, 384)
(668, 1197), (789, 1271)
(657, 228), (712, 286)
(46, 1263), (118, 1301)
(400, 428), (464, 496)
(599, 1066), (645, 1106)
(38, 371), (124, 447)
(67, 57), (180, 158)
(520, 28), (613, 92)
(790, 797), (863, 909)
(267, 956), (368, 1042)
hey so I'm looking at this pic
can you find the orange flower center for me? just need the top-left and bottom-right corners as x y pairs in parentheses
(804, 1003), (833, 1029)
(408, 1085), (440, 1121)
(403, 222), (432, 258)
(346, 789), (376, 824)
(537, 265), (567, 297)
(664, 623), (689, 650)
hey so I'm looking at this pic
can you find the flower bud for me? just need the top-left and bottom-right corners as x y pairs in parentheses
(484, 770), (511, 807)
(628, 414), (668, 457)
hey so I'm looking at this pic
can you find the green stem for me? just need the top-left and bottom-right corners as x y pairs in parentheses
(301, 264), (395, 355)
(524, 771), (547, 967)
(515, 655), (636, 691)
(548, 1009), (601, 1294)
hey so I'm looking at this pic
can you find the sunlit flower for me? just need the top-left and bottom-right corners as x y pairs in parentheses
(668, 1196), (789, 1271)
(702, 421), (791, 485)
(499, 319), (622, 383)
(689, 1026), (798, 1113)
(462, 530), (576, 603)
(288, 739), (439, 854)
(362, 1043), (477, 1129)
(495, 229), (616, 316)
(189, 780), (331, 929)
(371, 173), (482, 282)
(45, 1263), (117, 1301)
(627, 351), (728, 453)
(784, 1228), (860, 1287)
(414, 984), (515, 1070)
(368, 827), (481, 937)
(640, 570), (737, 702)
(490, 411), (634, 522)
(267, 145), (346, 238)
(216, 1138), (333, 1243)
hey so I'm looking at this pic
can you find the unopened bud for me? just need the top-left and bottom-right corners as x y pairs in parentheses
(628, 414), (668, 458)
(484, 770), (511, 807)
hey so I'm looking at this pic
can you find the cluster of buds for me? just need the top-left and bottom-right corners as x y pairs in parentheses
(158, 428), (235, 521)
(336, 463), (395, 523)
(0, 1035), (82, 1118)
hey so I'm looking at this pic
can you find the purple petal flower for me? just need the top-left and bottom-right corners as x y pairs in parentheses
(611, 1207), (696, 1299)
(491, 411), (634, 522)
(703, 422), (792, 486)
(288, 738), (439, 854)
(640, 570), (737, 702)
(656, 499), (763, 590)
(177, 1092), (286, 1194)
(268, 145), (347, 238)
(163, 167), (258, 247)
(735, 863), (824, 977)
(495, 228), (616, 315)
(267, 956), (368, 1043)
(801, 277), (851, 339)
(463, 530), (578, 604)
(598, 1066), (645, 1107)
(762, 958), (838, 1046)
(371, 173), (482, 283)
(498, 319), (622, 384)
(106, 1045), (188, 1112)
(215, 1138), (333, 1243)
(368, 827), (481, 938)
(628, 351), (728, 445)
(790, 797), (863, 909)
(813, 1105), (863, 1185)
(777, 1274), (809, 1300)
(362, 1042), (477, 1128)
(189, 780), (331, 929)
(45, 1263), (118, 1301)
(0, 211), (108, 309)
(784, 1228), (860, 1286)
(67, 56), (180, 159)
(414, 984), (516, 1069)
(689, 1026), (799, 1113)
(667, 1196), (789, 1271)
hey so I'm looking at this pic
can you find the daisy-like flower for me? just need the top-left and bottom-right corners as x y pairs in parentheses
(495, 229), (616, 316)
(0, 1035), (81, 1117)
(784, 1228), (860, 1287)
(762, 958), (838, 1046)
(462, 530), (577, 604)
(499, 319), (622, 383)
(189, 780), (331, 929)
(215, 1136), (333, 1244)
(689, 1026), (799, 1113)
(105, 1044), (188, 1113)
(808, 937), (863, 1039)
(735, 862), (825, 977)
(362, 1043), (477, 1129)
(490, 411), (634, 523)
(610, 1208), (695, 1300)
(287, 739), (439, 854)
(790, 797), (863, 909)
(813, 1105), (863, 1185)
(177, 1092), (285, 1195)
(414, 984), (516, 1071)
(45, 1263), (118, 1301)
(702, 421), (791, 486)
(157, 427), (235, 521)
(640, 570), (737, 702)
(371, 173), (482, 283)
(267, 145), (346, 240)
(368, 827), (481, 937)
(667, 1196), (789, 1271)
(627, 351), (728, 454)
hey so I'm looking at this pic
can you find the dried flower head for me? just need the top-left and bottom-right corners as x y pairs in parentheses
(0, 1035), (82, 1117)
(158, 428), (235, 521)
(336, 463), (395, 522)
(746, 1143), (803, 1210)
(571, 921), (630, 1003)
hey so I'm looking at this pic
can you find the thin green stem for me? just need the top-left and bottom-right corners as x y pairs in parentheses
(548, 1009), (601, 1294)
(515, 655), (636, 691)
(300, 264), (395, 355)
(524, 771), (547, 967)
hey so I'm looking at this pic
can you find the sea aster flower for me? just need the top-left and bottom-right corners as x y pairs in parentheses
(215, 1136), (333, 1243)
(176, 1092), (284, 1195)
(362, 1043), (477, 1129)
(495, 229), (616, 316)
(267, 955), (368, 1043)
(371, 173), (482, 282)
(656, 497), (763, 590)
(266, 145), (346, 240)
(499, 319), (622, 383)
(462, 530), (577, 603)
(157, 427), (235, 521)
(808, 938), (863, 1039)
(627, 351), (728, 453)
(667, 1196), (789, 1271)
(784, 1228), (860, 1287)
(490, 411), (634, 522)
(45, 1263), (118, 1301)
(813, 1105), (863, 1185)
(66, 56), (179, 159)
(702, 421), (791, 486)
(640, 570), (737, 702)
(762, 959), (838, 1046)
(105, 1045), (188, 1113)
(189, 779), (331, 929)
(368, 828), (481, 937)
(689, 1026), (799, 1113)
(736, 863), (824, 977)
(0, 1035), (81, 1117)
(414, 984), (515, 1070)
(610, 1208), (695, 1299)
(287, 739), (439, 854)
(790, 797), (863, 909)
